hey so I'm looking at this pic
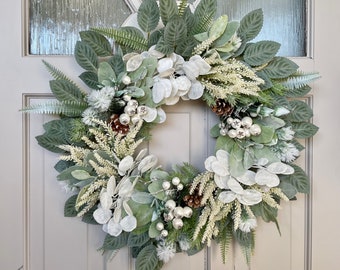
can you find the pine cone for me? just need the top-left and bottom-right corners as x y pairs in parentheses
(183, 187), (203, 208)
(109, 114), (129, 135)
(211, 99), (233, 116)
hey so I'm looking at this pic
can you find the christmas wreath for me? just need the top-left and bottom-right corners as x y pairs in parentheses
(23, 0), (320, 269)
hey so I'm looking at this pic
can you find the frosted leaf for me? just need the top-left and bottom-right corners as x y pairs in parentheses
(123, 200), (133, 216)
(159, 68), (176, 78)
(106, 176), (116, 197)
(148, 45), (165, 58)
(214, 175), (229, 189)
(212, 161), (229, 176)
(136, 148), (148, 161)
(165, 96), (180, 105)
(255, 169), (280, 187)
(238, 190), (262, 205)
(188, 81), (204, 100)
(138, 154), (158, 173)
(218, 191), (236, 203)
(157, 58), (174, 73)
(204, 155), (217, 172)
(126, 54), (143, 72)
(107, 218), (123, 236)
(237, 170), (256, 186)
(216, 150), (229, 169)
(93, 207), (112, 224)
(227, 178), (244, 194)
(120, 215), (137, 232)
(267, 162), (294, 175)
(100, 191), (113, 210)
(153, 78), (172, 103)
(118, 156), (134, 176)
(157, 107), (166, 123)
(118, 180), (133, 197)
(176, 76), (191, 91)
(257, 158), (269, 166)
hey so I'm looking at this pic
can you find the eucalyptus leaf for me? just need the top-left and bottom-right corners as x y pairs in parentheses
(149, 220), (161, 238)
(98, 62), (116, 85)
(148, 180), (167, 201)
(128, 200), (154, 227)
(251, 126), (275, 144)
(132, 191), (154, 204)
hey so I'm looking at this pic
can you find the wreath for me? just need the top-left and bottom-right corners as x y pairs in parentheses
(23, 0), (320, 269)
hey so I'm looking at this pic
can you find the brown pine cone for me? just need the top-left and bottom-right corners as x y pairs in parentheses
(211, 99), (233, 116)
(183, 187), (203, 208)
(109, 114), (129, 135)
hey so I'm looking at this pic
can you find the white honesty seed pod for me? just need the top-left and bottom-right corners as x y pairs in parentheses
(241, 116), (253, 128)
(165, 200), (176, 210)
(183, 206), (193, 218)
(173, 207), (184, 218)
(161, 229), (168, 237)
(171, 177), (181, 186)
(162, 181), (171, 190)
(250, 124), (262, 136)
(119, 113), (130, 125)
(156, 222), (164, 231)
(172, 218), (184, 230)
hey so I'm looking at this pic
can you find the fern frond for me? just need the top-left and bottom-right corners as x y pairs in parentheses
(21, 100), (88, 117)
(178, 0), (188, 16)
(281, 71), (320, 90)
(218, 222), (233, 264)
(91, 27), (148, 52)
(191, 0), (217, 34)
(42, 60), (87, 95)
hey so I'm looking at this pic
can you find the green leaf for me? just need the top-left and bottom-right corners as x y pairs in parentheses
(54, 160), (74, 173)
(71, 170), (93, 181)
(159, 0), (178, 25)
(36, 133), (67, 153)
(148, 180), (167, 201)
(213, 20), (239, 46)
(210, 124), (220, 138)
(278, 181), (297, 199)
(164, 16), (187, 50)
(132, 191), (154, 204)
(58, 165), (93, 181)
(49, 79), (85, 103)
(280, 164), (310, 193)
(251, 125), (275, 144)
(191, 0), (217, 34)
(135, 245), (159, 270)
(64, 195), (78, 217)
(292, 122), (319, 138)
(155, 37), (173, 55)
(101, 232), (129, 251)
(74, 41), (98, 72)
(254, 146), (280, 163)
(229, 145), (246, 177)
(237, 9), (263, 42)
(128, 231), (150, 247)
(263, 57), (299, 79)
(98, 62), (116, 85)
(215, 135), (235, 153)
(148, 30), (163, 47)
(287, 100), (313, 122)
(285, 85), (312, 98)
(79, 30), (112, 56)
(79, 71), (100, 90)
(256, 71), (273, 90)
(208, 15), (229, 40)
(128, 201), (154, 227)
(137, 0), (160, 32)
(108, 54), (126, 75)
(148, 220), (161, 238)
(243, 147), (255, 169)
(251, 201), (278, 223)
(243, 41), (281, 66)
(81, 206), (99, 224)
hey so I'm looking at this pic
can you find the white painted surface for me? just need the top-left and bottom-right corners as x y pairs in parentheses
(0, 0), (338, 269)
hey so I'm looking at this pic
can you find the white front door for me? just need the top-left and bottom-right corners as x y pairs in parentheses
(0, 0), (338, 269)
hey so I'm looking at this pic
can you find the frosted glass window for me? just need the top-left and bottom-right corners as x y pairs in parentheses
(29, 0), (307, 56)
(217, 0), (307, 56)
(29, 0), (132, 55)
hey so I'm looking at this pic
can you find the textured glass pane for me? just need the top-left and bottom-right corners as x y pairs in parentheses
(29, 0), (132, 55)
(217, 0), (306, 56)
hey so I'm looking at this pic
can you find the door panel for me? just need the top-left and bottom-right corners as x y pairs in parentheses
(0, 0), (337, 270)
